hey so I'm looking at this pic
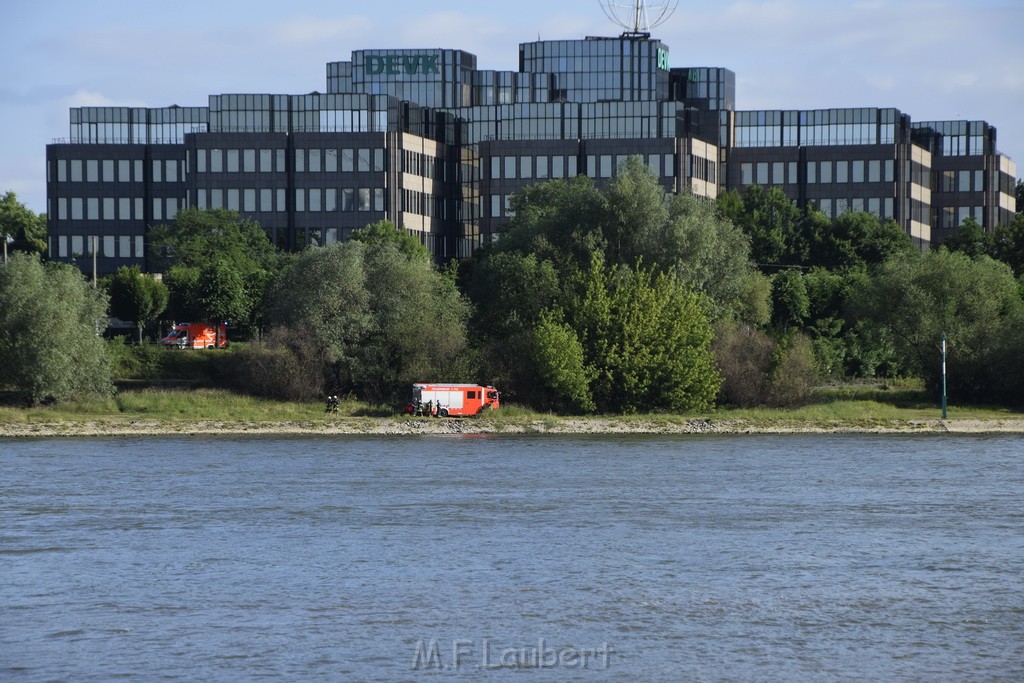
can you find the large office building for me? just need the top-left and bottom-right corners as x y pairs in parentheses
(46, 18), (1017, 274)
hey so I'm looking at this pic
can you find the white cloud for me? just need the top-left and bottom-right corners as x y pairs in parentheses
(62, 89), (147, 109)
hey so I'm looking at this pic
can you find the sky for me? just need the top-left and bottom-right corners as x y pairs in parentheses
(2, 0), (1022, 214)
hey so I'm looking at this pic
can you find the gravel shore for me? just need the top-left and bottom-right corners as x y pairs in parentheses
(3, 416), (1024, 438)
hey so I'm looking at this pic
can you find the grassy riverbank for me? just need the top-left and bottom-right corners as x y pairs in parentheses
(1, 384), (1023, 437)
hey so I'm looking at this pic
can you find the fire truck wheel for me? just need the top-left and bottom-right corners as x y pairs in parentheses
(404, 403), (415, 414)
(439, 408), (449, 417)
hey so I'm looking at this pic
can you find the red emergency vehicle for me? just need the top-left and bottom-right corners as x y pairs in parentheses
(159, 322), (228, 349)
(406, 384), (501, 417)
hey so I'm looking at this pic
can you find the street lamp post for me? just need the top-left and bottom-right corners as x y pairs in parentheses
(941, 332), (948, 420)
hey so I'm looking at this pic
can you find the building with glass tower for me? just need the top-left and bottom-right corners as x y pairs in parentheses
(46, 27), (1016, 274)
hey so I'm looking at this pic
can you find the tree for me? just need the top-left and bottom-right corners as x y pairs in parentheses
(769, 269), (810, 330)
(0, 191), (46, 259)
(718, 186), (801, 268)
(0, 254), (111, 404)
(990, 214), (1024, 278)
(148, 208), (279, 332)
(568, 255), (720, 413)
(264, 240), (471, 404)
(1016, 178), (1023, 216)
(106, 266), (169, 343)
(528, 310), (595, 413)
(849, 250), (1024, 404)
(940, 217), (993, 259)
(829, 212), (916, 269)
(351, 219), (430, 262)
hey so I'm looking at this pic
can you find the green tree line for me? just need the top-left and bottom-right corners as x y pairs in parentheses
(2, 172), (1023, 409)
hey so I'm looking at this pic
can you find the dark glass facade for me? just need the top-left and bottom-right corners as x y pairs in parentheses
(46, 31), (1016, 275)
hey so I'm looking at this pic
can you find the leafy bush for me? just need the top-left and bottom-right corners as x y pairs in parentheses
(766, 334), (818, 407)
(712, 320), (775, 407)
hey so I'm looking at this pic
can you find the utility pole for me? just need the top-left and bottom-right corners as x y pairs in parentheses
(92, 235), (97, 288)
(941, 332), (948, 420)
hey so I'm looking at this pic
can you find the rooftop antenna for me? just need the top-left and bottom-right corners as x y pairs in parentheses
(600, 0), (679, 37)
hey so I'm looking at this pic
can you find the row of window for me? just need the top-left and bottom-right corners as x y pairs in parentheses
(56, 197), (180, 222)
(194, 187), (386, 213)
(487, 153), (677, 181)
(937, 205), (986, 229)
(816, 197), (895, 221)
(54, 234), (144, 260)
(401, 189), (447, 219)
(53, 159), (183, 184)
(402, 150), (445, 180)
(194, 148), (387, 174)
(936, 169), (986, 193)
(740, 159), (897, 186)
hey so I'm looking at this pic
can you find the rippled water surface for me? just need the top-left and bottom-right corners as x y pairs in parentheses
(2, 434), (1023, 680)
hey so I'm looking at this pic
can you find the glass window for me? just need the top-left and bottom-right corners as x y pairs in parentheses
(211, 189), (223, 209)
(87, 197), (98, 220)
(741, 163), (753, 185)
(103, 236), (115, 258)
(491, 195), (501, 218)
(295, 189), (305, 212)
(227, 189), (239, 211)
(152, 198), (163, 220)
(135, 236), (144, 259)
(103, 197), (115, 219)
(852, 160), (864, 182)
(974, 170), (983, 191)
(152, 160), (162, 182)
(536, 156), (548, 178)
(295, 149), (305, 173)
(358, 188), (371, 211)
(820, 161), (832, 184)
(276, 188), (286, 212)
(309, 188), (321, 212)
(552, 156), (564, 178)
(134, 160), (143, 181)
(196, 150), (207, 173)
(600, 155), (612, 178)
(244, 188), (256, 212)
(58, 198), (67, 220)
(72, 235), (83, 256)
(568, 157), (577, 177)
(210, 149), (223, 173)
(885, 160), (894, 183)
(71, 159), (82, 182)
(358, 149), (370, 172)
(773, 162), (785, 184)
(244, 149), (256, 173)
(119, 198), (130, 219)
(491, 156), (500, 179)
(836, 161), (848, 183)
(87, 160), (98, 182)
(959, 170), (971, 192)
(166, 160), (177, 182)
(103, 160), (114, 182)
(868, 198), (880, 216)
(135, 198), (143, 219)
(342, 149), (354, 172)
(226, 150), (239, 173)
(260, 149), (272, 172)
(260, 189), (272, 211)
(374, 149), (385, 172)
(341, 188), (354, 211)
(756, 162), (768, 184)
(57, 159), (67, 182)
(868, 160), (881, 183)
(276, 149), (285, 172)
(504, 156), (516, 179)
(521, 156), (533, 179)
(806, 162), (816, 184)
(326, 188), (337, 212)
(374, 188), (385, 212)
(309, 149), (321, 173)
(167, 198), (178, 220)
(59, 235), (67, 258)
(326, 149), (338, 173)
(119, 235), (130, 257)
(197, 189), (207, 209)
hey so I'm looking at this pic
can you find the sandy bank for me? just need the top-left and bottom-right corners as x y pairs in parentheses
(2, 416), (1024, 438)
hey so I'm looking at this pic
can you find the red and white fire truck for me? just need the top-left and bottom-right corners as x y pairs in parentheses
(406, 383), (501, 417)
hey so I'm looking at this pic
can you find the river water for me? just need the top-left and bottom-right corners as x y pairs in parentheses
(1, 434), (1022, 681)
